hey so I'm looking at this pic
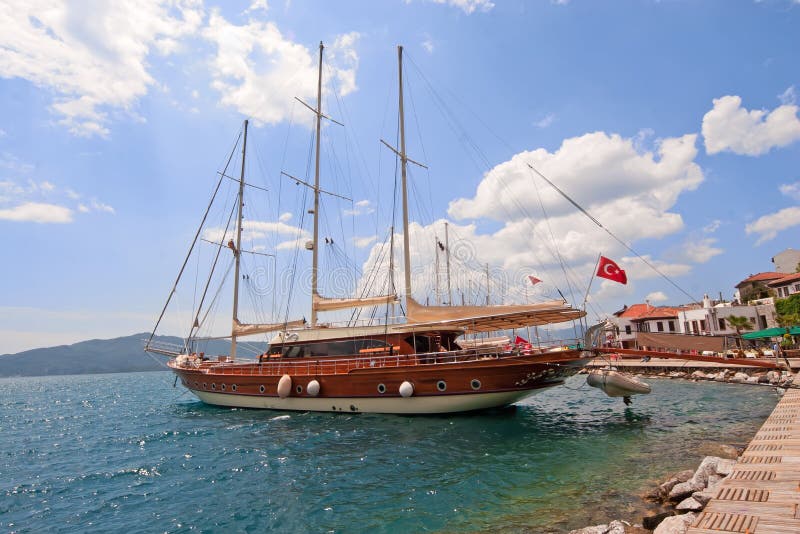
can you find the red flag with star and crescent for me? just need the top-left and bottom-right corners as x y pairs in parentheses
(596, 256), (627, 284)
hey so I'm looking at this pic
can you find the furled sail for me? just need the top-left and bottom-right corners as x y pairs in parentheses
(313, 292), (399, 312)
(232, 319), (307, 337)
(405, 297), (585, 332)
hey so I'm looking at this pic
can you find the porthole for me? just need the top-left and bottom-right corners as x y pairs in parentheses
(259, 385), (265, 393)
(231, 384), (237, 392)
(221, 383), (226, 391)
(470, 379), (481, 390)
(211, 383), (216, 390)
(296, 385), (303, 394)
(436, 380), (447, 392)
(377, 383), (386, 394)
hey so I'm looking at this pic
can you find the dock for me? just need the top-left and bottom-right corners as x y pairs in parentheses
(687, 378), (800, 534)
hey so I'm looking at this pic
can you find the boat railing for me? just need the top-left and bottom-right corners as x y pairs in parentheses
(195, 340), (584, 376)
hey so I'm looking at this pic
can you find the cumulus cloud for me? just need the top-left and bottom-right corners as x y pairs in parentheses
(646, 291), (668, 303)
(779, 181), (800, 201)
(203, 218), (309, 249)
(344, 199), (375, 216)
(679, 237), (723, 264)
(353, 235), (377, 248)
(0, 176), (113, 221)
(0, 0), (203, 137)
(419, 0), (495, 14)
(356, 130), (705, 304)
(0, 201), (72, 223)
(448, 131), (702, 235)
(702, 95), (800, 156)
(534, 113), (555, 129)
(745, 206), (800, 245)
(779, 86), (797, 106)
(203, 11), (359, 126)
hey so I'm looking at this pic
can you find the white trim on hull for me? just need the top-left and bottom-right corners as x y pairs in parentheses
(189, 387), (557, 414)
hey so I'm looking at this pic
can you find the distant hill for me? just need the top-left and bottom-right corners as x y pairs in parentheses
(0, 333), (264, 378)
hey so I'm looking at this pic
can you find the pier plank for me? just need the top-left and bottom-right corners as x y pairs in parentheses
(687, 383), (800, 534)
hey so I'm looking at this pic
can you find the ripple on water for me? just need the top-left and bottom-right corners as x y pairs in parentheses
(0, 372), (779, 533)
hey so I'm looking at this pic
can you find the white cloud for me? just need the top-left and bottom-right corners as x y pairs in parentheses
(702, 95), (800, 156)
(203, 11), (359, 126)
(645, 291), (668, 303)
(679, 237), (723, 264)
(779, 181), (800, 201)
(421, 36), (435, 54)
(702, 219), (721, 234)
(779, 85), (797, 106)
(203, 218), (309, 248)
(0, 129), (6, 137)
(77, 204), (89, 213)
(448, 131), (703, 233)
(90, 199), (115, 214)
(344, 199), (375, 216)
(534, 113), (555, 129)
(353, 235), (377, 248)
(245, 0), (269, 14)
(278, 211), (293, 222)
(745, 206), (800, 245)
(0, 0), (203, 137)
(39, 180), (55, 192)
(65, 188), (81, 200)
(421, 0), (495, 14)
(0, 201), (72, 223)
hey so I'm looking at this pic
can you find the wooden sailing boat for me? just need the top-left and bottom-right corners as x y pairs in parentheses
(147, 44), (590, 414)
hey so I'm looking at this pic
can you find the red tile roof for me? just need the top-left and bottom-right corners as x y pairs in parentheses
(616, 303), (686, 320)
(736, 272), (785, 287)
(768, 272), (800, 286)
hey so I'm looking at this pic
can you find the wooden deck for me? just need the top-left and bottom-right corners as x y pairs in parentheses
(687, 380), (800, 534)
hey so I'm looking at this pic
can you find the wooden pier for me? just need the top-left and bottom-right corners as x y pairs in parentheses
(687, 381), (800, 534)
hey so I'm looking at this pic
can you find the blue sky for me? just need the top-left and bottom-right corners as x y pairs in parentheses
(1, 0), (799, 354)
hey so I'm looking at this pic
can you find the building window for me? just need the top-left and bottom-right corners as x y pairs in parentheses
(625, 325), (631, 335)
(657, 321), (664, 332)
(718, 318), (726, 330)
(749, 317), (756, 325)
(700, 320), (707, 332)
(691, 320), (699, 334)
(669, 321), (675, 332)
(684, 321), (690, 333)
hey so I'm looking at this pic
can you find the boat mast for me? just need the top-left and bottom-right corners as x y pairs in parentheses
(311, 41), (324, 327)
(231, 119), (249, 360)
(398, 45), (412, 304)
(445, 221), (452, 305)
(434, 236), (441, 305)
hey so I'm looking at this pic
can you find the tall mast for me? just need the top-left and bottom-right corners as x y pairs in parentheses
(311, 41), (324, 327)
(398, 45), (412, 304)
(434, 236), (441, 305)
(445, 221), (452, 305)
(231, 119), (248, 360)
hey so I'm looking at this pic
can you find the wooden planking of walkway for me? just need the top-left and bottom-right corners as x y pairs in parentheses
(687, 380), (800, 534)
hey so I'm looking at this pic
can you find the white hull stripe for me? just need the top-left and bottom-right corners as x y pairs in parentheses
(189, 388), (554, 414)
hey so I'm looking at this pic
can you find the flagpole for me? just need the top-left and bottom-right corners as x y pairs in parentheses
(581, 253), (602, 312)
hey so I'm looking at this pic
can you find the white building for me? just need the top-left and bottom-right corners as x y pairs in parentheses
(677, 295), (774, 335)
(772, 248), (800, 274)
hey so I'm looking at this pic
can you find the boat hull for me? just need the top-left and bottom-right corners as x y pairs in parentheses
(169, 350), (589, 414)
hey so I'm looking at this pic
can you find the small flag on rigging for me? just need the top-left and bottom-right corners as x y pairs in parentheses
(528, 275), (542, 286)
(596, 256), (627, 285)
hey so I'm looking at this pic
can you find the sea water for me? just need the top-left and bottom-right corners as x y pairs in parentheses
(0, 372), (779, 533)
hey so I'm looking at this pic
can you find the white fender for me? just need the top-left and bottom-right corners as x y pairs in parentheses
(399, 380), (414, 398)
(277, 374), (292, 398)
(307, 379), (320, 397)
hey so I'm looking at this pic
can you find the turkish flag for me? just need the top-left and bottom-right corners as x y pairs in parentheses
(596, 256), (627, 284)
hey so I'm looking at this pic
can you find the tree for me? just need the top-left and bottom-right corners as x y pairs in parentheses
(727, 315), (753, 350)
(776, 294), (800, 327)
(740, 282), (774, 303)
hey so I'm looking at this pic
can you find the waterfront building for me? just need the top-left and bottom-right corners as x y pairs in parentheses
(772, 248), (800, 274)
(768, 272), (800, 299)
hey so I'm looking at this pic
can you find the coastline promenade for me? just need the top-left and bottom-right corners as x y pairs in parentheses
(686, 375), (800, 534)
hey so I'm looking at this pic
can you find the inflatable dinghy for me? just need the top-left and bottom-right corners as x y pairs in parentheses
(587, 368), (651, 403)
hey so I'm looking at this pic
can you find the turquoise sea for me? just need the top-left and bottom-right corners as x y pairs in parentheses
(1, 371), (779, 533)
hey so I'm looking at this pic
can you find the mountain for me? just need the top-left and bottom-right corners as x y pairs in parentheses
(0, 333), (264, 378)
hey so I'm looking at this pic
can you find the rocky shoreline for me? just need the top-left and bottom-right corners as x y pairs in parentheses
(568, 455), (737, 534)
